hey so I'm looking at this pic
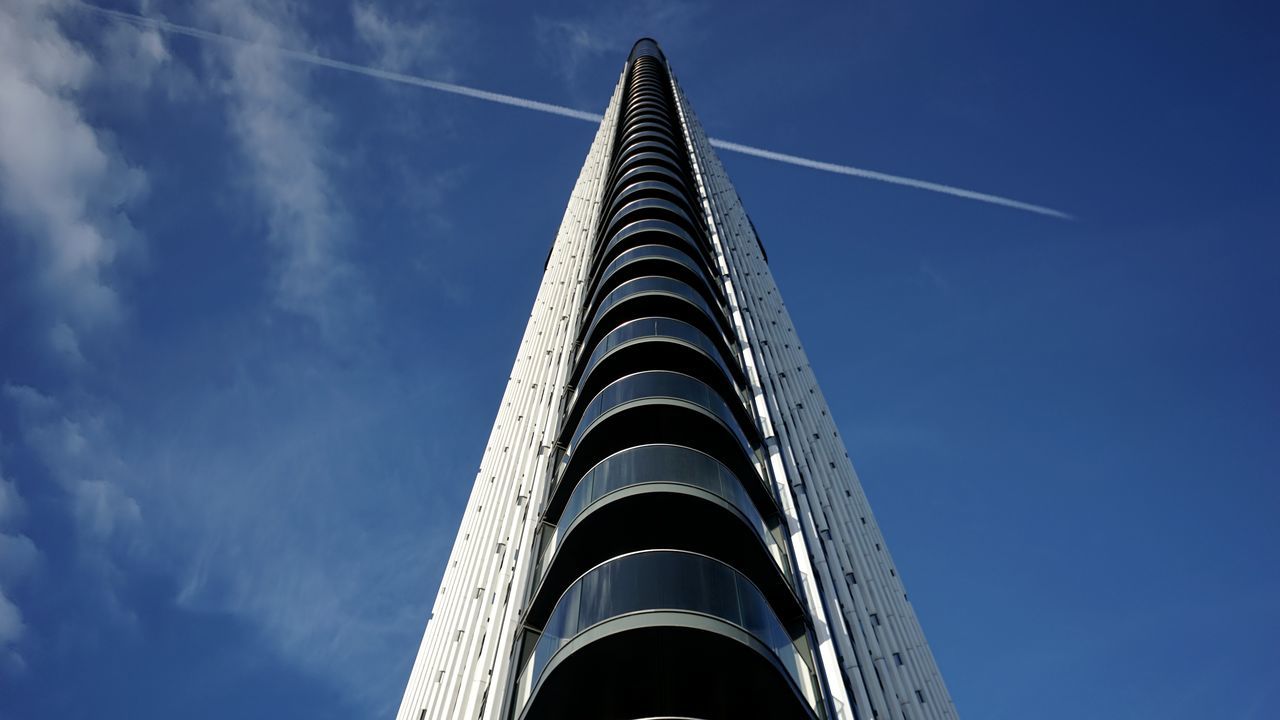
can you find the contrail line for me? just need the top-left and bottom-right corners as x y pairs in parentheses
(75, 2), (1073, 221)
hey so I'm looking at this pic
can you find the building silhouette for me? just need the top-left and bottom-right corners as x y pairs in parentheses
(397, 39), (956, 720)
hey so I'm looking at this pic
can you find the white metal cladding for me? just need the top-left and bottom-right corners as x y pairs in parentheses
(668, 73), (960, 720)
(394, 70), (627, 720)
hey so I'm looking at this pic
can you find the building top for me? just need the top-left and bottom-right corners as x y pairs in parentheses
(628, 37), (665, 62)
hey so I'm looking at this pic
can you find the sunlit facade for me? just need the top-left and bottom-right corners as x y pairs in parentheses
(396, 39), (956, 720)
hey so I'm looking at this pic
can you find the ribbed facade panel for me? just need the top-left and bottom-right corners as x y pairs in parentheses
(397, 39), (957, 720)
(670, 75), (959, 720)
(394, 72), (626, 720)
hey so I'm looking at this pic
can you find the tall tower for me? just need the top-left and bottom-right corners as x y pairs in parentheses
(397, 39), (957, 720)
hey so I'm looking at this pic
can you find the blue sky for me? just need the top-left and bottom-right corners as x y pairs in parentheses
(1, 0), (1277, 718)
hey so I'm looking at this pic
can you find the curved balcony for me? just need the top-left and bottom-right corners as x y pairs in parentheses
(583, 248), (722, 329)
(602, 197), (701, 243)
(527, 448), (798, 632)
(556, 370), (760, 492)
(592, 217), (714, 279)
(584, 245), (722, 327)
(568, 316), (745, 418)
(558, 444), (773, 528)
(628, 79), (665, 93)
(619, 128), (679, 152)
(577, 276), (734, 360)
(603, 179), (699, 227)
(614, 137), (683, 167)
(627, 97), (671, 115)
(515, 550), (819, 720)
(610, 150), (685, 184)
(620, 109), (674, 130)
(608, 163), (691, 203)
(617, 130), (681, 157)
(626, 93), (669, 110)
(617, 130), (678, 158)
(588, 240), (721, 299)
(619, 116), (674, 139)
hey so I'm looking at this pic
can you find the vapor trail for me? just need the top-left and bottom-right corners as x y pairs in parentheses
(75, 1), (1072, 220)
(707, 139), (1073, 220)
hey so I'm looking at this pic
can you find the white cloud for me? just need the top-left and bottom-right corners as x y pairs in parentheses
(352, 1), (446, 75)
(0, 589), (24, 672)
(2, 385), (141, 548)
(0, 464), (38, 675)
(534, 17), (615, 88)
(535, 0), (706, 94)
(200, 0), (368, 338)
(0, 533), (38, 586)
(96, 9), (192, 100)
(98, 342), (453, 714)
(0, 474), (25, 527)
(0, 0), (149, 362)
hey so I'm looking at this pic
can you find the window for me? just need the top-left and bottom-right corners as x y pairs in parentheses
(916, 690), (926, 704)
(870, 613), (880, 626)
(894, 652), (903, 666)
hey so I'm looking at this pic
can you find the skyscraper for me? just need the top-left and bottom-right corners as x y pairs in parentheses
(397, 39), (956, 720)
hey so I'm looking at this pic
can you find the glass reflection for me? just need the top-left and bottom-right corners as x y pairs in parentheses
(516, 550), (817, 712)
(580, 276), (733, 350)
(584, 247), (722, 328)
(574, 316), (741, 398)
(602, 197), (700, 240)
(594, 218), (714, 285)
(560, 370), (759, 469)
(605, 180), (697, 224)
(541, 444), (782, 573)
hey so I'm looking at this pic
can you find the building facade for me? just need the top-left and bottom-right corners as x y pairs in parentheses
(396, 39), (957, 720)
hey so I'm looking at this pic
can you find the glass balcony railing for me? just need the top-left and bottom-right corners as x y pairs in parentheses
(572, 317), (743, 406)
(586, 242), (721, 310)
(514, 550), (819, 714)
(537, 444), (788, 582)
(601, 197), (701, 242)
(559, 370), (759, 470)
(596, 216), (712, 269)
(579, 276), (733, 353)
(603, 180), (699, 230)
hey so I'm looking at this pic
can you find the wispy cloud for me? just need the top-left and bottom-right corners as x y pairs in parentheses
(0, 0), (152, 365)
(95, 338), (454, 715)
(351, 1), (447, 75)
(1, 2), (437, 706)
(0, 463), (38, 675)
(73, 1), (1073, 220)
(2, 383), (143, 639)
(199, 0), (368, 337)
(3, 385), (143, 551)
(535, 0), (703, 94)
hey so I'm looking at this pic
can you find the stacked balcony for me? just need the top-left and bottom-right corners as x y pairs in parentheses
(510, 40), (823, 720)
